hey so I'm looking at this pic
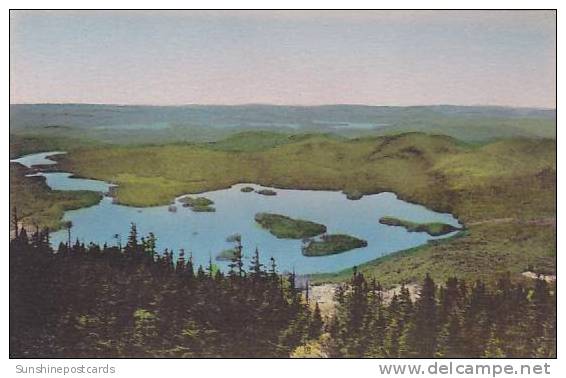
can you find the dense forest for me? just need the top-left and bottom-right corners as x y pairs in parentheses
(10, 221), (319, 358)
(10, 220), (555, 358)
(327, 269), (555, 358)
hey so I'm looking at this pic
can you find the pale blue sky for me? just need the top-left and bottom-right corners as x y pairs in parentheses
(10, 10), (556, 107)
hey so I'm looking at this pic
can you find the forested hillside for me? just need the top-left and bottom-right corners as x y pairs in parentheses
(325, 270), (555, 358)
(10, 222), (555, 358)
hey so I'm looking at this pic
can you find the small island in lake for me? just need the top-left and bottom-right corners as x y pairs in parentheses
(379, 216), (460, 236)
(225, 233), (242, 243)
(344, 189), (363, 200)
(179, 196), (216, 212)
(256, 189), (277, 196)
(302, 234), (368, 256)
(240, 186), (254, 193)
(216, 248), (238, 261)
(254, 212), (327, 239)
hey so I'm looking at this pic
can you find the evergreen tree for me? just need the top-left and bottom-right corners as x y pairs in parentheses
(64, 221), (73, 248)
(228, 240), (245, 278)
(176, 249), (186, 273)
(309, 302), (323, 339)
(408, 274), (437, 357)
(268, 257), (277, 277)
(196, 265), (206, 281)
(206, 255), (215, 277)
(462, 280), (491, 357)
(249, 247), (265, 281)
(384, 294), (403, 357)
(184, 252), (195, 283)
(124, 223), (139, 256)
(437, 313), (465, 357)
(11, 206), (19, 239)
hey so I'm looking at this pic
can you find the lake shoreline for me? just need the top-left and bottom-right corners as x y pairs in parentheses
(308, 230), (467, 284)
(11, 150), (465, 276)
(24, 150), (466, 229)
(49, 147), (464, 225)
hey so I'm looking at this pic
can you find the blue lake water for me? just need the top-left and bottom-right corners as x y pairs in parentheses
(27, 172), (114, 192)
(11, 151), (461, 274)
(11, 151), (67, 167)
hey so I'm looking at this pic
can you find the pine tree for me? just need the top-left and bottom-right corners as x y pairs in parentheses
(347, 267), (368, 331)
(439, 277), (460, 324)
(185, 252), (195, 283)
(168, 250), (175, 271)
(196, 265), (206, 281)
(367, 302), (387, 357)
(408, 274), (437, 357)
(206, 255), (215, 277)
(384, 294), (402, 357)
(141, 232), (157, 261)
(399, 283), (414, 323)
(176, 249), (186, 273)
(11, 206), (19, 239)
(437, 312), (465, 357)
(268, 257), (277, 276)
(531, 278), (550, 331)
(527, 277), (553, 357)
(18, 228), (29, 246)
(249, 247), (265, 281)
(228, 240), (245, 278)
(64, 221), (73, 248)
(309, 302), (323, 339)
(286, 268), (303, 308)
(124, 223), (139, 256)
(462, 280), (491, 357)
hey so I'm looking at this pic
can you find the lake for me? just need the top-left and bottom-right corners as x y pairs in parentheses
(11, 151), (462, 274)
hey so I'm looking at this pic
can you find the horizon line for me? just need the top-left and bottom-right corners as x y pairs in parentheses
(8, 102), (557, 111)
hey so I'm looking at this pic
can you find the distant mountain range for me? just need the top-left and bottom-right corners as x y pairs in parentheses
(10, 104), (556, 144)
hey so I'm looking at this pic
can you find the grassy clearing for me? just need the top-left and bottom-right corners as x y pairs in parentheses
(303, 234), (368, 256)
(379, 216), (461, 236)
(254, 213), (327, 239)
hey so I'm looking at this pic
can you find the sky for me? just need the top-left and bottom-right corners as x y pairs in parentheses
(10, 10), (556, 108)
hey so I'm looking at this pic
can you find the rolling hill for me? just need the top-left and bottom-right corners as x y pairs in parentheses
(10, 104), (556, 144)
